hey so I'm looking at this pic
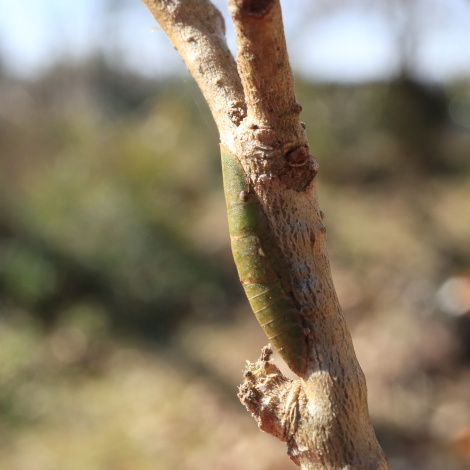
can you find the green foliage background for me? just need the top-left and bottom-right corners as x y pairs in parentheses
(1, 58), (470, 469)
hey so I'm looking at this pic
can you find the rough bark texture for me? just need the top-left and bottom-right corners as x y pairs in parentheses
(142, 0), (388, 469)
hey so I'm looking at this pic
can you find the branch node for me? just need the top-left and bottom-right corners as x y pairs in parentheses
(293, 103), (303, 114)
(284, 146), (309, 167)
(239, 348), (304, 444)
(278, 157), (319, 192)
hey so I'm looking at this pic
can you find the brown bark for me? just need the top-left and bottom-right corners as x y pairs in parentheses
(142, 0), (388, 468)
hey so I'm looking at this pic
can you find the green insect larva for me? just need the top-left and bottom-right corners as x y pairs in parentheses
(221, 147), (308, 376)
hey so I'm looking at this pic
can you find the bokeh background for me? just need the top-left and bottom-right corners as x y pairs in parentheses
(1, 1), (470, 469)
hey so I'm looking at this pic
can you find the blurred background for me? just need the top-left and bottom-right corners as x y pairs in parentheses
(1, 0), (470, 469)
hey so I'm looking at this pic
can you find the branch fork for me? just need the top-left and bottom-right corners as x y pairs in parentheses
(142, 0), (388, 468)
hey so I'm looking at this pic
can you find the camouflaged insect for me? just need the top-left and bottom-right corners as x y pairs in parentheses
(221, 148), (307, 376)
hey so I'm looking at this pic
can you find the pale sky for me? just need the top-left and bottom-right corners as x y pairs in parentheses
(0, 0), (470, 83)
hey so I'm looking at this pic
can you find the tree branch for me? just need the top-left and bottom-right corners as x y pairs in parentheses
(142, 1), (388, 469)
(142, 0), (246, 144)
(228, 0), (299, 131)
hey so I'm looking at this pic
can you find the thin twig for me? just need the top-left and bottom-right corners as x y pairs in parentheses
(228, 0), (299, 131)
(142, 0), (246, 141)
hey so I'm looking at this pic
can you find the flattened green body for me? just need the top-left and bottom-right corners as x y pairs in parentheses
(221, 149), (307, 376)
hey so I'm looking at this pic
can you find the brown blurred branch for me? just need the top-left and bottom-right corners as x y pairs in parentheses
(141, 0), (388, 468)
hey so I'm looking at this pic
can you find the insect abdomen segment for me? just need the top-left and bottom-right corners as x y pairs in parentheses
(221, 148), (307, 376)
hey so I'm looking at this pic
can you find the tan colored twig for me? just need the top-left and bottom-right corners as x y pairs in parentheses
(142, 0), (246, 144)
(228, 0), (298, 130)
(142, 1), (388, 469)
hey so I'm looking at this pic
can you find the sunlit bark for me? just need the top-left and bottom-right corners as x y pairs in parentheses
(142, 1), (388, 468)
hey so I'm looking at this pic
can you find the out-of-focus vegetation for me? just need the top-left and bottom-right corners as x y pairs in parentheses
(1, 56), (470, 469)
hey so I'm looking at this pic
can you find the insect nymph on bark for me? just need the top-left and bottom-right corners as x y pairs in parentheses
(221, 147), (308, 376)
